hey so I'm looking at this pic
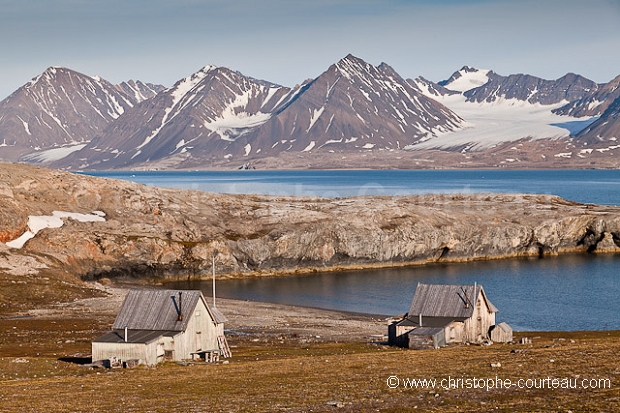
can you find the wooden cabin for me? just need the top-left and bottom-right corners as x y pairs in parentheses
(389, 283), (511, 349)
(92, 289), (230, 366)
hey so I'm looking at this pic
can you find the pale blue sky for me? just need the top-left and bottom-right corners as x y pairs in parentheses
(1, 0), (620, 99)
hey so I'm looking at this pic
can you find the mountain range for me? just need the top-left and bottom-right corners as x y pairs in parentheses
(1, 55), (619, 170)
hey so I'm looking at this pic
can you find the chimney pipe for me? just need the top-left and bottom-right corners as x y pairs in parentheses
(177, 292), (183, 321)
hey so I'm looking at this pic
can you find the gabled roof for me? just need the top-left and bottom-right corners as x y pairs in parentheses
(93, 329), (180, 344)
(408, 283), (498, 319)
(112, 289), (226, 332)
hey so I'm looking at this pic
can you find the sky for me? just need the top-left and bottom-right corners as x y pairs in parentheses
(1, 0), (620, 99)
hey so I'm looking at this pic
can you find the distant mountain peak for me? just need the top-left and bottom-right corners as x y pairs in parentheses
(439, 66), (491, 93)
(335, 53), (374, 75)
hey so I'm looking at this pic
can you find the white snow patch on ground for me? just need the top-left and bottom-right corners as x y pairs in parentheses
(306, 107), (325, 132)
(204, 112), (271, 141)
(302, 141), (316, 152)
(244, 144), (252, 156)
(17, 116), (31, 135)
(362, 143), (375, 149)
(6, 211), (106, 249)
(21, 144), (88, 163)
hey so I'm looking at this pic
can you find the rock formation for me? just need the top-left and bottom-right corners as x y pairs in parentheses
(2, 163), (620, 287)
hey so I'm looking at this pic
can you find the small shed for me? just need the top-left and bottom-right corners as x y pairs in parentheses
(407, 327), (446, 350)
(490, 321), (513, 343)
(92, 289), (229, 366)
(389, 283), (511, 348)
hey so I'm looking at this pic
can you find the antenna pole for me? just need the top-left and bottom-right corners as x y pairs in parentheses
(212, 249), (218, 308)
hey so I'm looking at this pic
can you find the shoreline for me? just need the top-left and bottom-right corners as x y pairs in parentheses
(25, 282), (620, 337)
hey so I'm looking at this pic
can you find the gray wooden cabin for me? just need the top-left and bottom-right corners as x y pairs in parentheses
(92, 289), (229, 366)
(389, 283), (511, 349)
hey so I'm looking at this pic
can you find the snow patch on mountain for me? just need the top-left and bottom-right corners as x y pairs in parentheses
(440, 67), (491, 92)
(412, 90), (593, 150)
(21, 144), (88, 163)
(136, 66), (214, 151)
(203, 87), (273, 141)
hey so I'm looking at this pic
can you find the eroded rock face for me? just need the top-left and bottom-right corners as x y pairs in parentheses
(1, 163), (620, 282)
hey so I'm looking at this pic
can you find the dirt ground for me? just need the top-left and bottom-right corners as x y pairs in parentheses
(0, 283), (619, 412)
(27, 283), (389, 344)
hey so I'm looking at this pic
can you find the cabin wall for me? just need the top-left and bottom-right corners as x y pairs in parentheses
(388, 323), (415, 348)
(408, 330), (445, 349)
(463, 295), (496, 342)
(172, 300), (222, 361)
(92, 341), (160, 366)
(490, 324), (513, 343)
(444, 322), (465, 344)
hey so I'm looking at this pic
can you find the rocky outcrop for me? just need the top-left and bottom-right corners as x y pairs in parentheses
(1, 163), (620, 283)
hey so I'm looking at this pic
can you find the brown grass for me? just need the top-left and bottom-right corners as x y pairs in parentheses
(0, 315), (618, 412)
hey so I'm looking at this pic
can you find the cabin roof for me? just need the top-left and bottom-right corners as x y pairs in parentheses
(111, 289), (226, 332)
(408, 283), (498, 319)
(397, 315), (464, 328)
(92, 329), (179, 344)
(494, 321), (512, 332)
(408, 326), (445, 336)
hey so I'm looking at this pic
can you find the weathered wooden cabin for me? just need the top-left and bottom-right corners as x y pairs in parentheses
(389, 283), (512, 349)
(92, 289), (230, 366)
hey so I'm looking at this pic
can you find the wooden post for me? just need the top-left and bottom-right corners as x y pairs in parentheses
(212, 249), (218, 308)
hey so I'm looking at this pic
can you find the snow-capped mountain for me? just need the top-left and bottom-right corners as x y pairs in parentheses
(438, 66), (492, 93)
(56, 65), (300, 169)
(229, 54), (463, 158)
(54, 55), (463, 169)
(553, 74), (620, 117)
(410, 67), (601, 151)
(0, 67), (161, 163)
(2, 58), (620, 170)
(115, 80), (166, 103)
(576, 95), (620, 143)
(463, 71), (598, 106)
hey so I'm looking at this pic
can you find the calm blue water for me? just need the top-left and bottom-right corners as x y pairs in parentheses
(87, 170), (620, 331)
(85, 169), (620, 205)
(203, 254), (620, 332)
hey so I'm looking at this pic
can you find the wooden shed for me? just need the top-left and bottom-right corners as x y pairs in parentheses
(92, 289), (229, 366)
(490, 321), (513, 343)
(389, 283), (511, 348)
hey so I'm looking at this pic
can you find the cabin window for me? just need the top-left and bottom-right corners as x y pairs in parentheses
(164, 350), (174, 360)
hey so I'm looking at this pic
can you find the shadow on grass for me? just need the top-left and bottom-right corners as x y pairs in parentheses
(58, 356), (93, 365)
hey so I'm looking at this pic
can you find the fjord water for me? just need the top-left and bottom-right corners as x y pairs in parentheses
(90, 169), (620, 331)
(89, 169), (620, 205)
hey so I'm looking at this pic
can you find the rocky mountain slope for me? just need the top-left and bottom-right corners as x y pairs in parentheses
(2, 59), (620, 170)
(576, 95), (620, 143)
(2, 163), (620, 298)
(56, 66), (300, 169)
(227, 55), (463, 158)
(53, 55), (463, 169)
(0, 67), (162, 164)
(553, 74), (620, 117)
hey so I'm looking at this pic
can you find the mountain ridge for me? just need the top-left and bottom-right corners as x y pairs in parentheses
(1, 57), (619, 170)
